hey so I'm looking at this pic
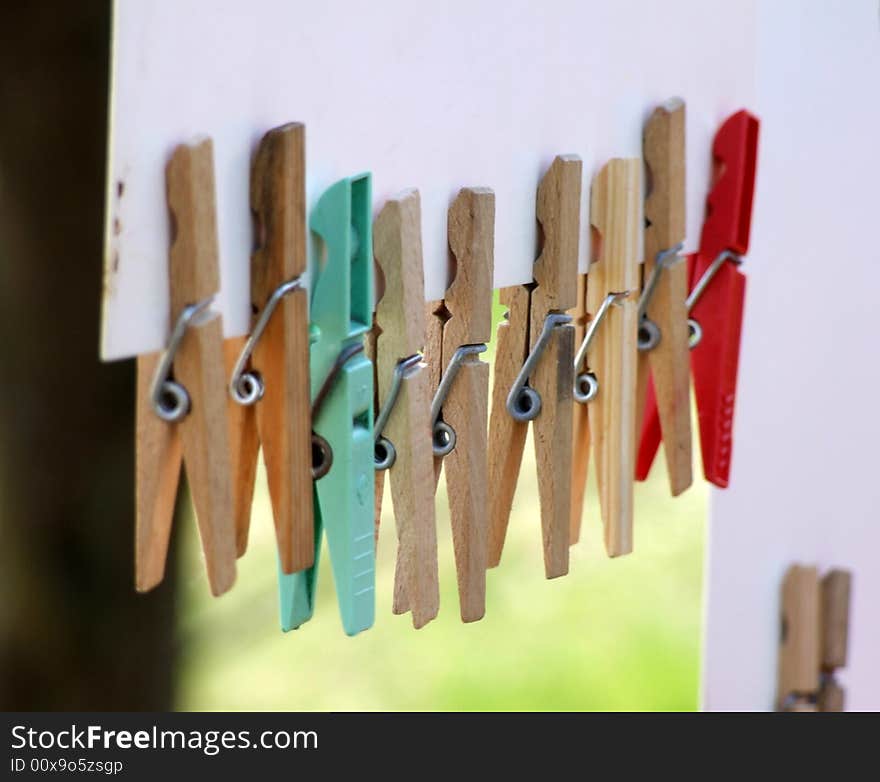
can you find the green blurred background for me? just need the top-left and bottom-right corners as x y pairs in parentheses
(176, 301), (707, 711)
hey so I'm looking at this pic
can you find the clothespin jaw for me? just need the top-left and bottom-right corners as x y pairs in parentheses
(636, 110), (759, 489)
(136, 138), (237, 596)
(819, 570), (852, 712)
(584, 158), (640, 557)
(372, 189), (440, 629)
(778, 565), (852, 711)
(635, 99), (692, 497)
(426, 187), (494, 623)
(278, 174), (375, 637)
(226, 123), (313, 575)
(488, 155), (580, 578)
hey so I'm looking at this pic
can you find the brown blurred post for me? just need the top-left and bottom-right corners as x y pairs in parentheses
(0, 1), (177, 709)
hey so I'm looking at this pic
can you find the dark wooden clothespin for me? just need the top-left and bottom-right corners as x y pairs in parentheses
(226, 123), (313, 575)
(136, 138), (237, 595)
(488, 155), (581, 578)
(635, 99), (692, 497)
(422, 187), (494, 623)
(372, 189), (440, 629)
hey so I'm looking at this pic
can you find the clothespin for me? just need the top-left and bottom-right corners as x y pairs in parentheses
(634, 99), (692, 497)
(636, 110), (759, 488)
(278, 173), (375, 636)
(488, 155), (581, 577)
(778, 565), (852, 711)
(135, 138), (237, 595)
(225, 123), (313, 574)
(371, 189), (440, 629)
(571, 158), (640, 556)
(423, 187), (494, 623)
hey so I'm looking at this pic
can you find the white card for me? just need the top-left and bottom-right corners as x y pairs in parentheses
(102, 0), (755, 360)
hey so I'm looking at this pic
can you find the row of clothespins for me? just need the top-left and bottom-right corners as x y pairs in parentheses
(133, 99), (760, 635)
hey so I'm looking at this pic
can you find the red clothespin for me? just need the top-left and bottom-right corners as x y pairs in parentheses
(636, 110), (759, 488)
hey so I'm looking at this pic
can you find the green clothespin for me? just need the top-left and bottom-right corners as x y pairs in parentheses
(278, 173), (375, 636)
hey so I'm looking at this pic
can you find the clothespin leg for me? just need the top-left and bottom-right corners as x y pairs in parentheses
(278, 496), (321, 631)
(487, 286), (530, 567)
(386, 364), (439, 628)
(223, 336), (260, 557)
(569, 275), (590, 544)
(135, 352), (183, 592)
(531, 322), (573, 577)
(443, 356), (489, 622)
(175, 312), (238, 595)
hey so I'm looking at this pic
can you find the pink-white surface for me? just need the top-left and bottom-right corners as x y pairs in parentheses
(102, 0), (755, 360)
(701, 0), (880, 710)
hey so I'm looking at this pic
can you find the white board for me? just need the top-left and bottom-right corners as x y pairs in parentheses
(102, 0), (755, 360)
(702, 0), (880, 710)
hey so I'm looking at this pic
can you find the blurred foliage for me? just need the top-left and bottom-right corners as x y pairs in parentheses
(175, 293), (707, 712)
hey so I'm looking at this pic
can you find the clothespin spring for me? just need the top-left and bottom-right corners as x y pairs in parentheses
(374, 353), (424, 470)
(572, 291), (631, 404)
(685, 249), (742, 348)
(431, 344), (487, 456)
(310, 342), (366, 480)
(505, 313), (572, 422)
(637, 242), (685, 352)
(149, 297), (214, 422)
(228, 277), (304, 405)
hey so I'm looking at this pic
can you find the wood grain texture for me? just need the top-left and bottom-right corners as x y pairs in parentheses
(439, 187), (494, 621)
(223, 336), (259, 556)
(821, 570), (851, 670)
(639, 99), (692, 496)
(373, 190), (439, 629)
(588, 158), (640, 557)
(528, 155), (581, 577)
(487, 285), (530, 567)
(568, 273), (590, 544)
(778, 565), (820, 709)
(135, 352), (182, 592)
(250, 123), (314, 574)
(165, 139), (237, 596)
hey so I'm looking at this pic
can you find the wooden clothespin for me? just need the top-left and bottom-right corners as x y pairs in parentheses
(778, 565), (852, 711)
(224, 123), (313, 575)
(571, 158), (640, 556)
(135, 138), (237, 595)
(637, 110), (759, 488)
(372, 189), (440, 629)
(635, 99), (692, 496)
(278, 173), (375, 637)
(424, 187), (494, 623)
(488, 155), (581, 577)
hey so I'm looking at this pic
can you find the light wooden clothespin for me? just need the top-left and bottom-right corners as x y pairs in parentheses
(488, 155), (581, 578)
(778, 565), (852, 711)
(372, 189), (440, 629)
(635, 99), (692, 496)
(423, 187), (494, 623)
(136, 138), (237, 595)
(571, 158), (640, 556)
(225, 123), (313, 575)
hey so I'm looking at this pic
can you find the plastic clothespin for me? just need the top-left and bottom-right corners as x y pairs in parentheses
(488, 155), (581, 578)
(421, 187), (494, 623)
(571, 158), (640, 556)
(636, 110), (759, 488)
(634, 99), (692, 497)
(135, 138), (237, 595)
(225, 123), (313, 575)
(371, 189), (440, 629)
(278, 173), (375, 636)
(778, 565), (852, 711)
